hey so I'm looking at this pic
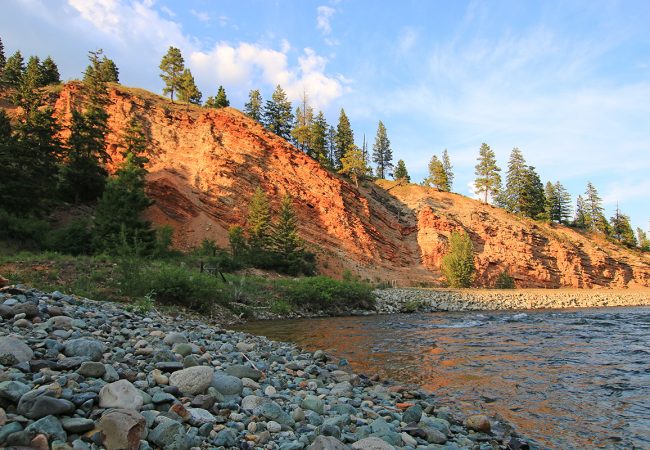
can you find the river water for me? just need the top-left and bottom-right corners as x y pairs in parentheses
(238, 307), (650, 449)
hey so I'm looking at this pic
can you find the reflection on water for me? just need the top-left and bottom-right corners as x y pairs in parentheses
(237, 307), (650, 449)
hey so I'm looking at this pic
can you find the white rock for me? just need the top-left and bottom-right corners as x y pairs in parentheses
(267, 421), (281, 433)
(352, 437), (395, 450)
(264, 385), (277, 396)
(169, 366), (214, 395)
(99, 380), (143, 410)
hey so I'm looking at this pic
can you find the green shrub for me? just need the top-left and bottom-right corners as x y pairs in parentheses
(441, 232), (475, 288)
(46, 220), (94, 255)
(402, 299), (424, 313)
(153, 225), (175, 257)
(278, 276), (375, 312)
(495, 271), (516, 289)
(270, 299), (292, 315)
(0, 209), (50, 249)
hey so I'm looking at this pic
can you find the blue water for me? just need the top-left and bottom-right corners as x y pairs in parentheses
(238, 307), (650, 449)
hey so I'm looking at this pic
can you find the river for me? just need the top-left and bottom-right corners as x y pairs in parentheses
(237, 307), (650, 449)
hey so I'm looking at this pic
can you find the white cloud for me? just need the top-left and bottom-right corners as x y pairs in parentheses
(397, 27), (418, 54)
(316, 6), (335, 35)
(190, 9), (210, 22)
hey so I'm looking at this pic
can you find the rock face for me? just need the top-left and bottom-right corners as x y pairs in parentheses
(45, 83), (650, 288)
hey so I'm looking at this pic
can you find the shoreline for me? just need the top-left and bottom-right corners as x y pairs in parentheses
(0, 284), (530, 449)
(373, 287), (650, 314)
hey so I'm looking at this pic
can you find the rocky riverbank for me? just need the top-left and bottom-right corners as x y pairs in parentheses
(374, 288), (650, 314)
(0, 285), (529, 450)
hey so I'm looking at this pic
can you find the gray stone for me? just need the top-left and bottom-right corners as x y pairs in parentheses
(99, 380), (143, 410)
(225, 364), (262, 380)
(163, 332), (188, 346)
(0, 336), (34, 365)
(422, 427), (447, 444)
(61, 417), (95, 434)
(0, 380), (30, 403)
(152, 392), (177, 404)
(241, 394), (271, 412)
(465, 414), (491, 433)
(64, 338), (105, 362)
(149, 419), (190, 450)
(77, 361), (106, 378)
(369, 418), (392, 435)
(213, 428), (237, 447)
(402, 404), (422, 424)
(17, 389), (76, 419)
(12, 302), (39, 318)
(420, 417), (450, 437)
(169, 366), (214, 395)
(98, 409), (146, 450)
(351, 437), (395, 450)
(172, 343), (193, 357)
(308, 435), (351, 450)
(103, 364), (120, 382)
(25, 415), (67, 442)
(152, 349), (178, 363)
(211, 373), (243, 399)
(259, 401), (295, 428)
(301, 395), (325, 414)
(330, 381), (353, 396)
(186, 408), (215, 426)
(267, 420), (282, 433)
(0, 421), (23, 443)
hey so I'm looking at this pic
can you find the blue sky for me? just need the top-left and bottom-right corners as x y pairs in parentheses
(2, 0), (649, 231)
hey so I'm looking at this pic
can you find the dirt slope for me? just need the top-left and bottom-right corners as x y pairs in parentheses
(43, 83), (650, 287)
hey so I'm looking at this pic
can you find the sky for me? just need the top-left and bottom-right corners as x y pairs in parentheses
(2, 0), (649, 231)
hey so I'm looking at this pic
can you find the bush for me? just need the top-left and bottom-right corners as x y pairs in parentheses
(441, 232), (475, 288)
(495, 271), (516, 289)
(46, 220), (94, 255)
(278, 276), (375, 312)
(0, 209), (51, 250)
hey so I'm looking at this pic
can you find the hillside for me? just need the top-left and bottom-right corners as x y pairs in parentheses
(13, 83), (650, 288)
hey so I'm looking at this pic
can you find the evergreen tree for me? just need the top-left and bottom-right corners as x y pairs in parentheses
(243, 89), (263, 121)
(177, 68), (202, 109)
(502, 147), (527, 213)
(339, 145), (369, 187)
(14, 55), (45, 116)
(93, 116), (154, 254)
(310, 111), (329, 166)
(246, 187), (272, 253)
(393, 159), (410, 182)
(334, 109), (354, 169)
(159, 46), (185, 102)
(574, 195), (588, 229)
(326, 125), (337, 168)
(3, 50), (25, 87)
(584, 182), (608, 233)
(60, 50), (111, 203)
(519, 166), (545, 219)
(474, 143), (501, 204)
(205, 85), (229, 108)
(554, 181), (572, 224)
(228, 225), (247, 260)
(99, 56), (119, 83)
(637, 228), (650, 251)
(291, 93), (314, 155)
(372, 120), (393, 179)
(39, 56), (60, 85)
(0, 37), (5, 75)
(25, 56), (44, 88)
(424, 155), (448, 190)
(442, 149), (453, 191)
(271, 194), (303, 259)
(441, 232), (475, 288)
(544, 181), (559, 222)
(609, 206), (636, 247)
(262, 85), (294, 139)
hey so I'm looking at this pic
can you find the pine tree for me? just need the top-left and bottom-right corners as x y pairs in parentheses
(14, 55), (45, 116)
(3, 50), (25, 87)
(24, 56), (44, 88)
(228, 225), (247, 260)
(502, 147), (528, 213)
(0, 37), (5, 75)
(99, 56), (119, 83)
(609, 206), (636, 248)
(246, 187), (272, 253)
(574, 195), (588, 229)
(159, 46), (185, 102)
(424, 155), (448, 190)
(262, 85), (294, 139)
(310, 111), (329, 166)
(393, 159), (410, 182)
(372, 121), (393, 179)
(204, 85), (229, 108)
(326, 125), (337, 168)
(291, 93), (314, 155)
(339, 145), (369, 187)
(334, 109), (354, 169)
(243, 89), (263, 121)
(554, 181), (572, 225)
(271, 194), (303, 258)
(544, 181), (559, 222)
(637, 228), (650, 251)
(93, 115), (154, 254)
(60, 50), (111, 203)
(442, 149), (453, 191)
(177, 68), (201, 109)
(584, 182), (608, 233)
(519, 166), (545, 219)
(474, 143), (501, 204)
(39, 56), (60, 85)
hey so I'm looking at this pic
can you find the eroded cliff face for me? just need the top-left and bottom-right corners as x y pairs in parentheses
(51, 83), (650, 288)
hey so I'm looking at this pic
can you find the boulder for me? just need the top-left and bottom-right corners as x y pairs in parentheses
(169, 366), (214, 396)
(98, 409), (146, 450)
(465, 414), (491, 433)
(64, 338), (105, 362)
(99, 380), (143, 410)
(211, 373), (243, 400)
(17, 389), (76, 419)
(0, 336), (34, 365)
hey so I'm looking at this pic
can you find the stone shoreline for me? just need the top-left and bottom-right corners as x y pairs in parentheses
(374, 288), (650, 314)
(0, 285), (529, 450)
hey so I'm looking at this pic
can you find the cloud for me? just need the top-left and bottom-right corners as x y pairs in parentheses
(190, 9), (210, 23)
(316, 6), (336, 35)
(397, 27), (418, 54)
(190, 44), (347, 110)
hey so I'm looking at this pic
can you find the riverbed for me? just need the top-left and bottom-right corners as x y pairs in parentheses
(238, 307), (650, 449)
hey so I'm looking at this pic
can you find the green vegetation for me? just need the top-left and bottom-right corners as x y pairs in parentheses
(393, 159), (410, 182)
(424, 151), (453, 191)
(339, 145), (371, 187)
(474, 142), (502, 204)
(263, 84), (294, 140)
(494, 271), (516, 289)
(441, 232), (475, 288)
(205, 85), (229, 108)
(159, 46), (184, 102)
(372, 120), (393, 179)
